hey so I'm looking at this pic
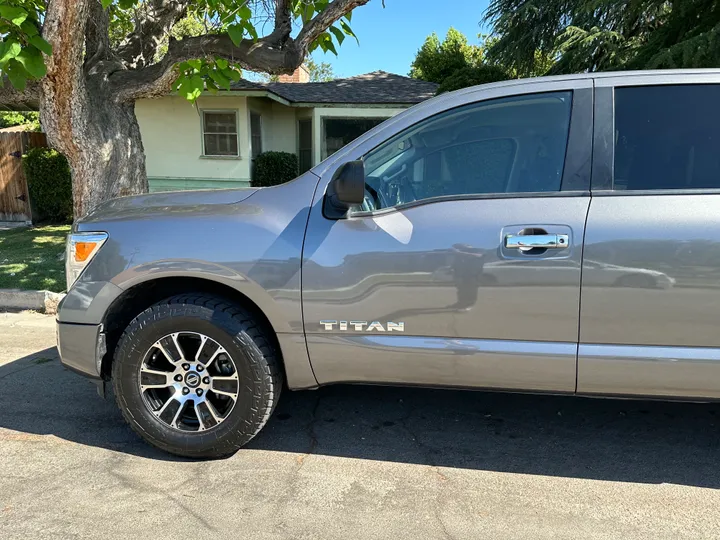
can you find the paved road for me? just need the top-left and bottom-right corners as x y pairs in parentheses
(2, 311), (720, 539)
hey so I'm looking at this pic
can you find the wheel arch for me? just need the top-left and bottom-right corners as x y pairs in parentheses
(100, 276), (307, 385)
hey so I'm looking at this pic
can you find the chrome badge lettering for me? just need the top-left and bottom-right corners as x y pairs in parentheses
(320, 320), (404, 332)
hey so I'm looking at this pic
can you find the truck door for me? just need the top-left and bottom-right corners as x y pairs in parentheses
(302, 79), (593, 392)
(579, 74), (720, 399)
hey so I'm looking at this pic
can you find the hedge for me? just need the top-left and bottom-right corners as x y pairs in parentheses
(251, 151), (299, 188)
(23, 147), (73, 223)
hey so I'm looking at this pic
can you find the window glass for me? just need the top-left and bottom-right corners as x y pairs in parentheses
(203, 111), (238, 156)
(323, 117), (387, 160)
(359, 92), (572, 211)
(250, 112), (262, 159)
(614, 85), (720, 191)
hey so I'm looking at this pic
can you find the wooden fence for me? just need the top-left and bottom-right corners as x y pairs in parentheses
(0, 132), (48, 222)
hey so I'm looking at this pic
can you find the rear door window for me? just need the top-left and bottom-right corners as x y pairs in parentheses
(614, 85), (720, 191)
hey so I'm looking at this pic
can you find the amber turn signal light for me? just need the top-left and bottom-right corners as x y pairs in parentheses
(74, 241), (99, 262)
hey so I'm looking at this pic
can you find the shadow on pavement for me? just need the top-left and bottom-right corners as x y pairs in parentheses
(2, 346), (720, 486)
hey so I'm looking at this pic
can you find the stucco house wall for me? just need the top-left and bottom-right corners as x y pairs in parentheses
(134, 71), (437, 192)
(136, 95), (253, 192)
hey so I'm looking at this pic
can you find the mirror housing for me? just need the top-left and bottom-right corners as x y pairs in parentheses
(325, 160), (365, 217)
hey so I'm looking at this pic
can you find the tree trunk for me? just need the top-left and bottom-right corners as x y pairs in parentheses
(41, 96), (148, 218)
(40, 0), (148, 219)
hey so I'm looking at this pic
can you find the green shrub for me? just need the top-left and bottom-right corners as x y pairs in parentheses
(23, 147), (73, 223)
(251, 151), (299, 187)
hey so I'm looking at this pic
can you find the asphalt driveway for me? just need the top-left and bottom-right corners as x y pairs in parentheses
(2, 311), (720, 539)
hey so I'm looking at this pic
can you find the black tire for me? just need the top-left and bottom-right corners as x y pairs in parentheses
(112, 294), (282, 459)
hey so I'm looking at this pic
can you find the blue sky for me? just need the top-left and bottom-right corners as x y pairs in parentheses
(316, 0), (492, 78)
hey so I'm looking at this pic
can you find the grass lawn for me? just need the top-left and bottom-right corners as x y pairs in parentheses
(0, 225), (70, 292)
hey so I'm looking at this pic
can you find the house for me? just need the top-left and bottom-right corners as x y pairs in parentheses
(135, 69), (438, 192)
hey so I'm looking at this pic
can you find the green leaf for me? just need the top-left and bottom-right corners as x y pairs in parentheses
(187, 59), (202, 70)
(244, 21), (258, 41)
(329, 26), (345, 46)
(118, 0), (136, 9)
(226, 68), (242, 82)
(340, 20), (359, 44)
(301, 4), (314, 23)
(344, 11), (352, 22)
(29, 36), (52, 56)
(238, 5), (252, 20)
(227, 24), (243, 47)
(215, 58), (228, 70)
(16, 48), (46, 78)
(20, 20), (39, 37)
(180, 74), (204, 101)
(209, 69), (231, 90)
(6, 59), (27, 90)
(101, 0), (113, 8)
(325, 39), (338, 56)
(0, 40), (21, 64)
(0, 6), (28, 27)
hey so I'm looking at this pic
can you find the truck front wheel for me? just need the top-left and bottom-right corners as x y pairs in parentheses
(111, 294), (282, 458)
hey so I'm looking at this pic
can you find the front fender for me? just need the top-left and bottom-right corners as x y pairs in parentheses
(61, 171), (321, 336)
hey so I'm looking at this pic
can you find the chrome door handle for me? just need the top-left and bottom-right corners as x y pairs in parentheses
(505, 234), (569, 250)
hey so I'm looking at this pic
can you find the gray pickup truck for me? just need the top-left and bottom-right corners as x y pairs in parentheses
(58, 69), (720, 458)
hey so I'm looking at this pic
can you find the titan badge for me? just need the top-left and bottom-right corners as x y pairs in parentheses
(320, 321), (405, 332)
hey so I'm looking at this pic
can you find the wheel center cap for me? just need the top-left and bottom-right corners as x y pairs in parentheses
(185, 372), (201, 388)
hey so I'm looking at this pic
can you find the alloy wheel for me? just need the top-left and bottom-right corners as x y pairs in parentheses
(138, 332), (240, 432)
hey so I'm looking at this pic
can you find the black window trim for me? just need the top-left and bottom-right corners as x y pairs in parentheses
(591, 82), (720, 194)
(331, 88), (592, 220)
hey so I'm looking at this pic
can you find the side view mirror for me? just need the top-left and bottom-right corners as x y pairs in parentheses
(326, 161), (365, 216)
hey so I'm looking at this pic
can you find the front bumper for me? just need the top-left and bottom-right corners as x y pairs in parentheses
(56, 321), (105, 379)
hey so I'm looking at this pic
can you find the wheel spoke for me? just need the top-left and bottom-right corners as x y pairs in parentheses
(195, 335), (208, 363)
(154, 337), (182, 365)
(203, 345), (225, 369)
(139, 367), (172, 390)
(206, 398), (224, 422)
(211, 375), (239, 399)
(154, 394), (178, 418)
(194, 402), (209, 431)
(171, 333), (187, 362)
(170, 401), (184, 429)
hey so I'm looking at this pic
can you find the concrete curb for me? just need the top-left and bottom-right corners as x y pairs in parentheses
(0, 289), (65, 315)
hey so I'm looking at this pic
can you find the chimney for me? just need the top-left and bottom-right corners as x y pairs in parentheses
(278, 64), (310, 83)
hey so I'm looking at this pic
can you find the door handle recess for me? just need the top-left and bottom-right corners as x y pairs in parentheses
(505, 234), (569, 250)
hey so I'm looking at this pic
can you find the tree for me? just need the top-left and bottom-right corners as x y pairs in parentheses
(483, 0), (720, 77)
(436, 65), (509, 94)
(306, 56), (336, 81)
(409, 28), (483, 84)
(0, 0), (369, 218)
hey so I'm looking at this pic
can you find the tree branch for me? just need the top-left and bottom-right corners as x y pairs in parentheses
(296, 0), (370, 51)
(267, 0), (292, 43)
(111, 32), (302, 101)
(0, 78), (41, 111)
(110, 0), (369, 102)
(85, 0), (112, 65)
(115, 0), (191, 69)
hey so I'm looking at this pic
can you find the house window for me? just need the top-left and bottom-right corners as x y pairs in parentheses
(322, 117), (386, 160)
(298, 119), (312, 173)
(202, 110), (238, 157)
(250, 112), (262, 158)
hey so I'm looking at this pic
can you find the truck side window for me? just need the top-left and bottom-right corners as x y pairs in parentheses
(614, 85), (720, 191)
(362, 91), (573, 210)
